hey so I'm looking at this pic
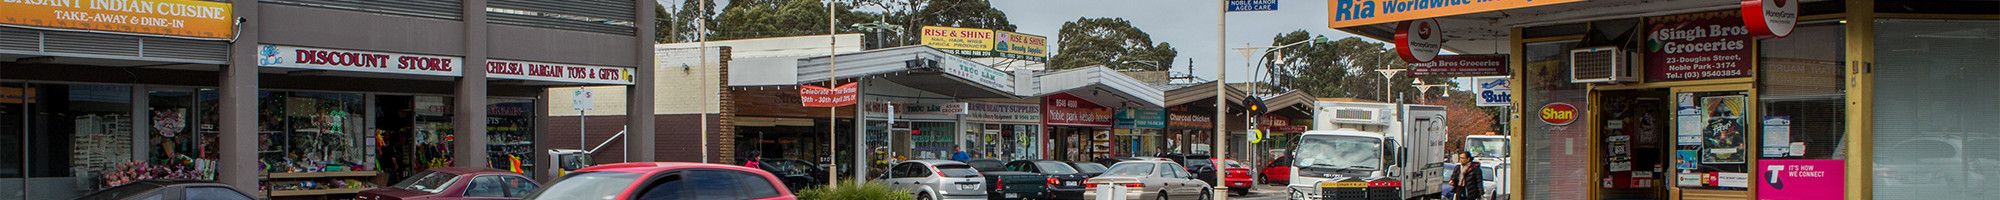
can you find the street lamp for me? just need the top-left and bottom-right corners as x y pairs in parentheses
(1219, 35), (1325, 189)
(1412, 79), (1449, 103)
(1374, 68), (1407, 102)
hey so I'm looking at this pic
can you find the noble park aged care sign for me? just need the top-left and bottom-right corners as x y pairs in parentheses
(1647, 11), (1754, 82)
(1, 0), (234, 39)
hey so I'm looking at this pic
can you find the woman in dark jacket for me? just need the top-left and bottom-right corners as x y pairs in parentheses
(1451, 151), (1484, 200)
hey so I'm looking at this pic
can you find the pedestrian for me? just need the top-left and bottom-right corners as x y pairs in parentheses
(951, 146), (971, 161)
(744, 151), (762, 169)
(1451, 150), (1484, 200)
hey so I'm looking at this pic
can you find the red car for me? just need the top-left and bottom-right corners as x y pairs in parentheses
(358, 167), (541, 200)
(523, 162), (795, 200)
(1260, 155), (1292, 185)
(1220, 159), (1255, 196)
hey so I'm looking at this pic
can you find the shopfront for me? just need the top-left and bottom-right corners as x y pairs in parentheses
(794, 46), (1021, 180)
(1329, 0), (1998, 199)
(1, 0), (655, 198)
(1167, 107), (1217, 155)
(1043, 93), (1115, 162)
(1161, 81), (1247, 156)
(1115, 108), (1168, 157)
(965, 102), (1043, 160)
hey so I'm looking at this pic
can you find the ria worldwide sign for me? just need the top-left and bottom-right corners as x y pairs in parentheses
(1328, 0), (1584, 28)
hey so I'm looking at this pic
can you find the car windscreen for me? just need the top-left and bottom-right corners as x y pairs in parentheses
(1224, 160), (1245, 168)
(1293, 135), (1383, 171)
(1034, 161), (1080, 174)
(1103, 163), (1157, 176)
(391, 171), (461, 194)
(935, 164), (982, 178)
(524, 171), (642, 200)
(1185, 159), (1215, 170)
(966, 160), (1005, 172)
(1074, 163), (1109, 174)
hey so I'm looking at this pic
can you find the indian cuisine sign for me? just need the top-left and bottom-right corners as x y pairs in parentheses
(1, 0), (233, 39)
(1647, 11), (1754, 82)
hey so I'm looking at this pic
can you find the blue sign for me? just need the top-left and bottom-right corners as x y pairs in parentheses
(1227, 0), (1278, 12)
(1473, 76), (1510, 107)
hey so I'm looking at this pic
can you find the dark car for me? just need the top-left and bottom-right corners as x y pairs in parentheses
(1068, 162), (1110, 177)
(359, 167), (541, 200)
(75, 180), (256, 200)
(758, 159), (828, 191)
(967, 159), (1048, 200)
(1005, 160), (1091, 200)
(524, 162), (795, 200)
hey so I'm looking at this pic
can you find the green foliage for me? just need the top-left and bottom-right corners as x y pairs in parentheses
(1049, 17), (1178, 71)
(796, 181), (914, 200)
(659, 0), (719, 43)
(1253, 30), (1447, 102)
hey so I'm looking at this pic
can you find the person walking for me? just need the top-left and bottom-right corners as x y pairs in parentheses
(1451, 151), (1485, 200)
(744, 151), (763, 169)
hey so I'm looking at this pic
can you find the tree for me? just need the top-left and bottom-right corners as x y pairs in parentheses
(1435, 91), (1497, 154)
(1048, 17), (1177, 70)
(850, 0), (1016, 47)
(660, 0), (719, 43)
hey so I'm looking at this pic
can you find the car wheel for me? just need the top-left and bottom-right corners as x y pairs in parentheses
(1200, 190), (1212, 200)
(918, 192), (933, 200)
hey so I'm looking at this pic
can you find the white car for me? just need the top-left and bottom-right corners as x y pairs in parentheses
(882, 160), (990, 200)
(1083, 160), (1213, 200)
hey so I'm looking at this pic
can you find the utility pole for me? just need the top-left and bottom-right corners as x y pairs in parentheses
(698, 0), (710, 164)
(1212, 0), (1229, 199)
(826, 0), (841, 187)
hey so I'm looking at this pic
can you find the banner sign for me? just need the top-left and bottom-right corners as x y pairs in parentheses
(487, 60), (634, 85)
(1168, 113), (1213, 129)
(1472, 76), (1510, 107)
(995, 31), (1049, 62)
(1741, 0), (1798, 38)
(938, 59), (1015, 93)
(1757, 159), (1843, 200)
(967, 102), (1040, 124)
(1646, 11), (1754, 82)
(1044, 93), (1114, 127)
(257, 44), (463, 77)
(1115, 108), (1168, 129)
(1, 0), (233, 39)
(920, 26), (996, 56)
(1328, 0), (1584, 28)
(1227, 0), (1279, 12)
(1394, 19), (1444, 63)
(800, 82), (858, 107)
(1411, 55), (1507, 76)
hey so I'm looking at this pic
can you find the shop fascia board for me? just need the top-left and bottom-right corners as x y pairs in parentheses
(795, 45), (1017, 98)
(1032, 66), (1165, 108)
(1164, 81), (1248, 107)
(1333, 0), (1733, 53)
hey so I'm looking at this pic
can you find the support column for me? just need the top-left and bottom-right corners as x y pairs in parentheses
(220, 0), (261, 193)
(627, 0), (658, 162)
(453, 0), (491, 168)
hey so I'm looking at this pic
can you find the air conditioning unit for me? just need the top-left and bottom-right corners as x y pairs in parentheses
(1570, 46), (1637, 83)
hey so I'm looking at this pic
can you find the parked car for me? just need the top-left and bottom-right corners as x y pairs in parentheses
(358, 167), (540, 200)
(881, 160), (989, 200)
(964, 159), (1046, 200)
(1098, 157), (1168, 167)
(1182, 157), (1252, 196)
(1081, 160), (1211, 200)
(523, 162), (795, 200)
(75, 180), (255, 200)
(1259, 155), (1292, 185)
(758, 159), (827, 191)
(1006, 160), (1091, 199)
(1069, 162), (1110, 177)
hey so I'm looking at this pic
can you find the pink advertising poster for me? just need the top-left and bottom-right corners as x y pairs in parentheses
(1757, 159), (1844, 200)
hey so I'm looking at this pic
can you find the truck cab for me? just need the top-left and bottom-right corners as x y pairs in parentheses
(1289, 100), (1447, 200)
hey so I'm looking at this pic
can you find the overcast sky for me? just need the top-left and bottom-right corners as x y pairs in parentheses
(990, 0), (1375, 82)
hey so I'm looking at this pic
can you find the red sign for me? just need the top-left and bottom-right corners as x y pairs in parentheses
(1044, 93), (1114, 127)
(1741, 0), (1798, 38)
(1411, 55), (1509, 76)
(1540, 103), (1577, 126)
(800, 82), (858, 107)
(1646, 12), (1754, 82)
(1394, 19), (1444, 63)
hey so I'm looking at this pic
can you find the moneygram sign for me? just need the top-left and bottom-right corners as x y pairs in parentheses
(1, 0), (234, 39)
(1328, 0), (1583, 28)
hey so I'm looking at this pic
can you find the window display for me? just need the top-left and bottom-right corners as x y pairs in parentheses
(487, 99), (535, 177)
(257, 91), (379, 197)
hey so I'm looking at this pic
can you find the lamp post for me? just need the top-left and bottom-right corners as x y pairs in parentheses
(1374, 68), (1407, 102)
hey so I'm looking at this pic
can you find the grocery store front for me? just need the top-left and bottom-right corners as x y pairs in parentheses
(0, 0), (655, 198)
(1329, 0), (1998, 199)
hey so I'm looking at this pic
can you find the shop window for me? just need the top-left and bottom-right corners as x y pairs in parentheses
(1757, 21), (1845, 160)
(1, 83), (134, 199)
(1871, 19), (2000, 200)
(488, 98), (535, 177)
(148, 89), (216, 181)
(1521, 40), (1587, 200)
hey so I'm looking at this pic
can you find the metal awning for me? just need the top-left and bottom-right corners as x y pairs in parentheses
(1334, 0), (1751, 54)
(796, 45), (1020, 99)
(1163, 81), (1247, 107)
(1033, 66), (1165, 108)
(1258, 91), (1318, 117)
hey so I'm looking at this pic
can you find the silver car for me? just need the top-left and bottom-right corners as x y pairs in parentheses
(882, 160), (989, 200)
(1083, 161), (1213, 200)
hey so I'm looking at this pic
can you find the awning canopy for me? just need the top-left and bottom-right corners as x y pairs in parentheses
(1259, 91), (1317, 117)
(1032, 66), (1165, 108)
(1334, 0), (1754, 54)
(796, 45), (1019, 99)
(1163, 81), (1247, 107)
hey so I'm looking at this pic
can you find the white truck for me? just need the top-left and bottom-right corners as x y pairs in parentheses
(1288, 100), (1448, 200)
(1463, 135), (1509, 200)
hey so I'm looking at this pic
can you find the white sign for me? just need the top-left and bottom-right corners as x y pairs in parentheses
(1718, 172), (1750, 188)
(1394, 18), (1444, 63)
(1742, 0), (1799, 37)
(571, 89), (594, 111)
(257, 44), (462, 77)
(939, 59), (1015, 93)
(1761, 116), (1792, 157)
(1473, 76), (1510, 107)
(488, 60), (635, 85)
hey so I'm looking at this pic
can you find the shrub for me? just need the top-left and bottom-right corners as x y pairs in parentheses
(796, 180), (912, 200)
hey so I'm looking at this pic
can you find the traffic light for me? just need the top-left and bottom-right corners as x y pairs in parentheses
(1245, 96), (1267, 116)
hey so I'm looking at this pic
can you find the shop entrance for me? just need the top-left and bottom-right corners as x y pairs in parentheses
(1595, 89), (1671, 200)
